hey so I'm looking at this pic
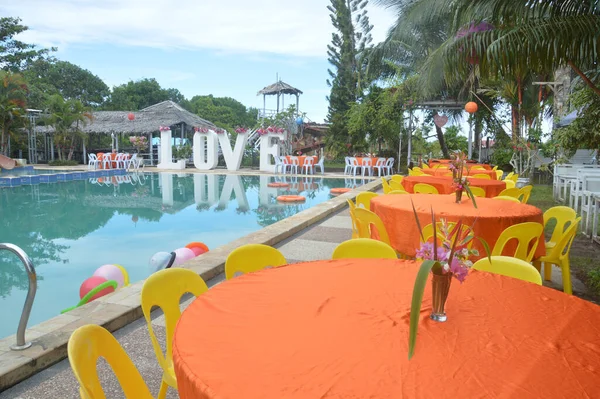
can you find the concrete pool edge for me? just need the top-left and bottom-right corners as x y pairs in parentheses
(0, 178), (382, 391)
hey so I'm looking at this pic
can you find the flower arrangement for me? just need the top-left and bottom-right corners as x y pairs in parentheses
(234, 127), (249, 134)
(257, 128), (267, 135)
(448, 150), (477, 207)
(159, 126), (171, 132)
(129, 136), (148, 153)
(215, 128), (225, 134)
(194, 127), (209, 133)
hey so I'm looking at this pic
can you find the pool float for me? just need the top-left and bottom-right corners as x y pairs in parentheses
(267, 182), (290, 188)
(330, 188), (351, 195)
(186, 242), (209, 256)
(149, 241), (210, 272)
(277, 195), (306, 202)
(0, 154), (16, 170)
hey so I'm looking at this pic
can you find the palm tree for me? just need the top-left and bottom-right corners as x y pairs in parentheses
(0, 71), (28, 156)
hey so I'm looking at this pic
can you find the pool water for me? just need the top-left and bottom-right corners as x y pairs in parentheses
(0, 172), (348, 338)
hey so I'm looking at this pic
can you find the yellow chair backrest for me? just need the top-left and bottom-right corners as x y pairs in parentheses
(520, 185), (533, 203)
(347, 199), (359, 239)
(141, 268), (208, 389)
(422, 164), (430, 169)
(510, 173), (519, 183)
(354, 207), (391, 246)
(442, 172), (454, 177)
(421, 222), (473, 249)
(471, 173), (491, 180)
(390, 175), (404, 185)
(381, 177), (392, 194)
(408, 169), (425, 176)
(491, 222), (544, 262)
(388, 180), (404, 191)
(332, 238), (397, 259)
(498, 187), (523, 200)
(413, 183), (439, 194)
(471, 166), (485, 170)
(493, 196), (521, 203)
(388, 190), (409, 194)
(468, 186), (486, 198)
(544, 217), (580, 261)
(506, 172), (514, 179)
(544, 206), (577, 246)
(473, 256), (542, 285)
(413, 166), (423, 172)
(356, 191), (378, 210)
(503, 179), (516, 189)
(225, 244), (287, 279)
(495, 170), (503, 179)
(68, 324), (153, 399)
(492, 165), (498, 171)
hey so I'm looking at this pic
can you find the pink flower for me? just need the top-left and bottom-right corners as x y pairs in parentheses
(416, 242), (434, 260)
(449, 257), (469, 282)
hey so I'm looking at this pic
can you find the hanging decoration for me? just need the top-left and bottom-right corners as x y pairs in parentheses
(127, 113), (135, 121)
(465, 102), (478, 113)
(433, 114), (449, 128)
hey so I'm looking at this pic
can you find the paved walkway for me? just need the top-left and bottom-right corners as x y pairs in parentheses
(0, 202), (588, 398)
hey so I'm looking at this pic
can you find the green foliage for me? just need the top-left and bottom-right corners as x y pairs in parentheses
(103, 78), (183, 110)
(556, 86), (600, 153)
(0, 17), (55, 72)
(48, 160), (78, 166)
(0, 70), (28, 155)
(186, 95), (258, 132)
(42, 94), (92, 160)
(172, 145), (192, 160)
(443, 126), (468, 154)
(23, 59), (109, 108)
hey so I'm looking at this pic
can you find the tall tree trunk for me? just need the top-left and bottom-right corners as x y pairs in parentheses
(569, 61), (600, 97)
(433, 113), (450, 158)
(511, 106), (519, 142)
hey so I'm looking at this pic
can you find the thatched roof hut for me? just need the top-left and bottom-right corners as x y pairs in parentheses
(257, 80), (303, 115)
(37, 100), (217, 134)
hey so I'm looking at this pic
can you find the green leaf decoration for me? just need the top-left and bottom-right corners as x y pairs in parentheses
(410, 197), (425, 241)
(408, 259), (440, 360)
(464, 184), (478, 208)
(431, 206), (437, 260)
(475, 236), (492, 261)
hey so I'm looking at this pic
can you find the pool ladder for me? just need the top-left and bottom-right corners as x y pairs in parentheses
(0, 243), (37, 350)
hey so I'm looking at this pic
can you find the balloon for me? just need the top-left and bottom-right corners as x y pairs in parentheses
(295, 116), (303, 125)
(185, 242), (209, 256)
(127, 112), (135, 121)
(465, 101), (478, 113)
(174, 247), (196, 265)
(149, 251), (174, 272)
(79, 276), (115, 301)
(93, 264), (125, 288)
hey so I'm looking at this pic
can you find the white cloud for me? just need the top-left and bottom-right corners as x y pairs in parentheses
(2, 0), (396, 57)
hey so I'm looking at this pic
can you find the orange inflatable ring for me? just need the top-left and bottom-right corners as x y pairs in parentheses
(330, 188), (351, 195)
(277, 195), (306, 202)
(186, 242), (209, 253)
(268, 182), (290, 188)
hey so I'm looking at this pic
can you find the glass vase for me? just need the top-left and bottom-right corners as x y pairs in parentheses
(455, 189), (464, 203)
(430, 273), (452, 322)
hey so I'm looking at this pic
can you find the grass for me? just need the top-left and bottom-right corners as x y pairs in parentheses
(528, 184), (600, 302)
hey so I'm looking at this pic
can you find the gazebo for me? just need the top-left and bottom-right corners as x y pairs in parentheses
(257, 80), (303, 118)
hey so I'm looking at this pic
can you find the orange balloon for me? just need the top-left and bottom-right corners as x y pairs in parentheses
(465, 101), (478, 113)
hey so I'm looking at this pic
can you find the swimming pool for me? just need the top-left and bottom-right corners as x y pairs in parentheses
(0, 172), (349, 338)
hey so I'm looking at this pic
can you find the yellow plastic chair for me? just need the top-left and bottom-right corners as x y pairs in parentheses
(533, 217), (581, 294)
(503, 179), (516, 189)
(442, 172), (454, 177)
(471, 166), (485, 170)
(422, 164), (430, 169)
(498, 187), (523, 201)
(68, 324), (153, 399)
(506, 172), (514, 180)
(421, 222), (473, 249)
(332, 238), (397, 259)
(225, 244), (287, 279)
(471, 173), (491, 180)
(492, 166), (498, 171)
(355, 191), (378, 210)
(354, 207), (391, 246)
(542, 206), (578, 251)
(473, 256), (542, 285)
(510, 173), (519, 183)
(520, 185), (533, 203)
(495, 170), (503, 179)
(347, 199), (359, 239)
(493, 196), (521, 203)
(413, 166), (423, 172)
(388, 190), (409, 194)
(413, 183), (439, 194)
(381, 177), (392, 194)
(491, 222), (544, 262)
(408, 168), (425, 176)
(388, 180), (404, 191)
(468, 186), (486, 198)
(390, 175), (404, 185)
(141, 268), (209, 398)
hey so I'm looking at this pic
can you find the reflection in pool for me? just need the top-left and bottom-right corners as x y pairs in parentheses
(0, 172), (348, 338)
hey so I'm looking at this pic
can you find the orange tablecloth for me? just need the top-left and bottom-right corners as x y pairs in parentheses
(370, 194), (545, 259)
(285, 155), (318, 167)
(402, 175), (506, 198)
(355, 157), (384, 166)
(429, 160), (492, 170)
(173, 259), (600, 398)
(423, 167), (497, 180)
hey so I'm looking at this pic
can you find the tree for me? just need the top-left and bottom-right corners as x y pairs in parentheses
(0, 71), (28, 155)
(443, 125), (468, 153)
(325, 0), (373, 157)
(43, 94), (93, 160)
(186, 95), (258, 131)
(0, 17), (54, 72)
(104, 78), (184, 110)
(24, 60), (109, 108)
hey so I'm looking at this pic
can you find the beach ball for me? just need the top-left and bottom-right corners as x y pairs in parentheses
(173, 247), (196, 265)
(79, 276), (115, 301)
(185, 242), (209, 256)
(93, 264), (125, 288)
(149, 251), (174, 272)
(465, 101), (478, 113)
(295, 116), (304, 126)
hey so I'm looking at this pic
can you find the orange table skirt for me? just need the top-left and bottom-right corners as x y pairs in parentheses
(429, 160), (492, 170)
(285, 155), (318, 167)
(173, 259), (600, 399)
(422, 167), (497, 180)
(370, 194), (545, 259)
(355, 157), (385, 166)
(402, 175), (506, 198)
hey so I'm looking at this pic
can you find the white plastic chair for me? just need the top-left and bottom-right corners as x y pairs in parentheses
(127, 153), (141, 170)
(361, 158), (373, 177)
(374, 158), (387, 176)
(302, 157), (315, 175)
(88, 154), (99, 170)
(315, 157), (325, 175)
(385, 158), (395, 175)
(289, 157), (299, 174)
(349, 157), (360, 176)
(344, 157), (352, 175)
(102, 154), (112, 169)
(117, 154), (128, 169)
(274, 156), (285, 174)
(281, 157), (291, 174)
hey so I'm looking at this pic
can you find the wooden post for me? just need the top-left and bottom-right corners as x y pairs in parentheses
(263, 94), (266, 118)
(82, 140), (87, 165)
(296, 94), (299, 113)
(149, 132), (153, 166)
(276, 93), (280, 113)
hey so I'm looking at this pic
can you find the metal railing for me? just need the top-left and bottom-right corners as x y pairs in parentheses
(0, 244), (37, 350)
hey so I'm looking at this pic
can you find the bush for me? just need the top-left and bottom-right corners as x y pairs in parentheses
(48, 160), (79, 166)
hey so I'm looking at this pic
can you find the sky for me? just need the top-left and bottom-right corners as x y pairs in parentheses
(1, 0), (398, 123)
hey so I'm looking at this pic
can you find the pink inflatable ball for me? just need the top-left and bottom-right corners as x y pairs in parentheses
(93, 264), (125, 288)
(186, 242), (209, 257)
(173, 247), (196, 265)
(79, 276), (115, 302)
(189, 246), (206, 256)
(149, 251), (173, 272)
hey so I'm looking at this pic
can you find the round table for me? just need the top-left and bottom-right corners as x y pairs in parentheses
(355, 157), (384, 166)
(285, 155), (318, 167)
(173, 259), (600, 398)
(402, 175), (506, 198)
(423, 167), (497, 180)
(370, 194), (545, 259)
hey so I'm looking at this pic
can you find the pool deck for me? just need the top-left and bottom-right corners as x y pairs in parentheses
(0, 170), (590, 398)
